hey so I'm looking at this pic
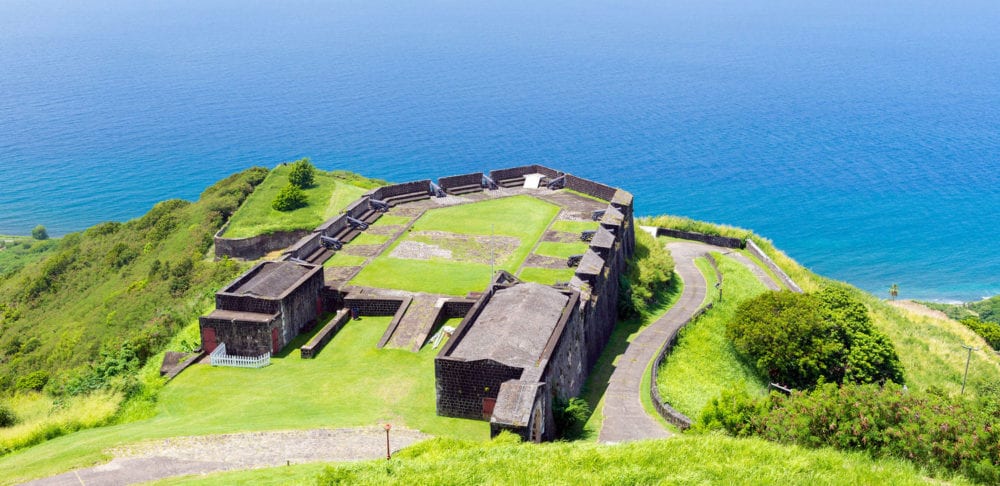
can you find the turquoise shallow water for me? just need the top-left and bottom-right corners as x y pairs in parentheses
(1, 0), (998, 301)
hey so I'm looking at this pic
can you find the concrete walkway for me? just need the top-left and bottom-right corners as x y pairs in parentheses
(24, 428), (428, 486)
(598, 242), (710, 443)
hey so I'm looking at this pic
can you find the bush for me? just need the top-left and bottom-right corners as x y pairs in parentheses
(31, 225), (48, 240)
(105, 243), (138, 269)
(619, 229), (675, 317)
(15, 370), (49, 392)
(272, 183), (308, 211)
(961, 316), (1000, 351)
(287, 158), (316, 188)
(0, 402), (16, 427)
(553, 397), (591, 438)
(728, 289), (903, 389)
(700, 383), (1000, 483)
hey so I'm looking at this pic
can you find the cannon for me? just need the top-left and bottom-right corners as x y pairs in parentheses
(482, 175), (499, 190)
(429, 182), (446, 198)
(347, 216), (369, 230)
(591, 209), (606, 221)
(580, 230), (596, 242)
(546, 174), (565, 190)
(320, 236), (343, 251)
(369, 199), (390, 212)
(567, 254), (584, 267)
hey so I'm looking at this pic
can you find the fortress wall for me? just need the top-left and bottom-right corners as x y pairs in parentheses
(214, 229), (310, 261)
(439, 172), (483, 190)
(565, 175), (617, 202)
(369, 180), (432, 200)
(656, 228), (744, 249)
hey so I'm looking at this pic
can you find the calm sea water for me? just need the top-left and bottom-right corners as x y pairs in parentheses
(1, 0), (998, 301)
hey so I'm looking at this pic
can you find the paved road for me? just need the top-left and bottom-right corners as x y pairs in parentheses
(598, 242), (711, 443)
(24, 428), (428, 486)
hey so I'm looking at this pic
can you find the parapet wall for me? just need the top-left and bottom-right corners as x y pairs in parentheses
(215, 229), (310, 261)
(565, 174), (618, 202)
(655, 228), (744, 249)
(368, 180), (431, 200)
(747, 239), (802, 293)
(439, 172), (483, 191)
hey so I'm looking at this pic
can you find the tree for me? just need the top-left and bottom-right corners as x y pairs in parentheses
(287, 158), (316, 188)
(31, 225), (48, 240)
(889, 284), (899, 301)
(272, 183), (308, 211)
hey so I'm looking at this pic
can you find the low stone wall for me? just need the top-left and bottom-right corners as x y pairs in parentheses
(215, 229), (310, 260)
(746, 239), (802, 293)
(375, 296), (414, 348)
(654, 228), (745, 249)
(300, 309), (350, 359)
(369, 180), (431, 200)
(343, 296), (407, 316)
(565, 174), (617, 202)
(649, 303), (713, 430)
(439, 172), (483, 191)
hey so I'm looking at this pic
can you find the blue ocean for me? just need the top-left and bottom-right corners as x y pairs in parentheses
(1, 0), (998, 301)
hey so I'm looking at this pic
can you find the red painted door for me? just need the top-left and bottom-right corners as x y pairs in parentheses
(202, 327), (217, 353)
(482, 397), (496, 420)
(271, 328), (280, 355)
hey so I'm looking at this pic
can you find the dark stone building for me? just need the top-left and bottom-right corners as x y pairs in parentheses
(199, 261), (324, 356)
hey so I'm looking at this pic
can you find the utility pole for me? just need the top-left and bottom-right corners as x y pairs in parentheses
(962, 345), (978, 394)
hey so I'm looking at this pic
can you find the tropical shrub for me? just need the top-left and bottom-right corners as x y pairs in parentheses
(728, 288), (902, 389)
(699, 383), (1000, 483)
(287, 158), (316, 188)
(0, 402), (15, 427)
(272, 183), (308, 211)
(961, 317), (1000, 351)
(619, 229), (674, 317)
(31, 225), (48, 241)
(553, 397), (591, 438)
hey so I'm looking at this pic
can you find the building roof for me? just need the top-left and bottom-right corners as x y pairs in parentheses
(449, 283), (570, 368)
(491, 381), (544, 426)
(204, 309), (279, 324)
(225, 261), (316, 299)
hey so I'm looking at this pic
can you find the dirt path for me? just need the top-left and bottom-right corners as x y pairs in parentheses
(597, 241), (781, 443)
(25, 427), (428, 486)
(888, 299), (952, 321)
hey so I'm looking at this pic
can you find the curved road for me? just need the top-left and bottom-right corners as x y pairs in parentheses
(598, 241), (778, 443)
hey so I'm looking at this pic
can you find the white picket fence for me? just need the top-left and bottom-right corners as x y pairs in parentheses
(209, 343), (271, 368)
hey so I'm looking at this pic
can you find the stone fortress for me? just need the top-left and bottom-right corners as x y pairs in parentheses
(201, 165), (635, 441)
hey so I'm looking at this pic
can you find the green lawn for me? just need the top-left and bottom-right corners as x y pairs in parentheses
(351, 196), (560, 296)
(350, 232), (391, 246)
(154, 433), (944, 486)
(0, 315), (487, 485)
(549, 220), (600, 233)
(517, 267), (576, 286)
(656, 254), (770, 419)
(533, 241), (589, 259)
(223, 165), (372, 239)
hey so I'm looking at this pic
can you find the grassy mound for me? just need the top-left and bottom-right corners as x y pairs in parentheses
(222, 165), (384, 239)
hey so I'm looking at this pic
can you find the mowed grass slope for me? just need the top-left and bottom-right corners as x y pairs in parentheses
(352, 196), (560, 295)
(0, 315), (486, 485)
(657, 253), (770, 418)
(165, 434), (948, 486)
(223, 165), (379, 239)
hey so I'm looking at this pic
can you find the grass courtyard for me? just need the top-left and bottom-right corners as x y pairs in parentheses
(0, 315), (486, 484)
(350, 196), (561, 295)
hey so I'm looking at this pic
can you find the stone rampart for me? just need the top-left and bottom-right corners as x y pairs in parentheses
(565, 174), (617, 202)
(655, 228), (744, 249)
(369, 180), (431, 200)
(215, 229), (310, 261)
(648, 303), (713, 430)
(439, 172), (483, 191)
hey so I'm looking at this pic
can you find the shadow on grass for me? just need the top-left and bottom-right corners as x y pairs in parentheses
(567, 274), (685, 440)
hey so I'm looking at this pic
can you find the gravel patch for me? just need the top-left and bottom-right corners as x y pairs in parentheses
(391, 241), (453, 260)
